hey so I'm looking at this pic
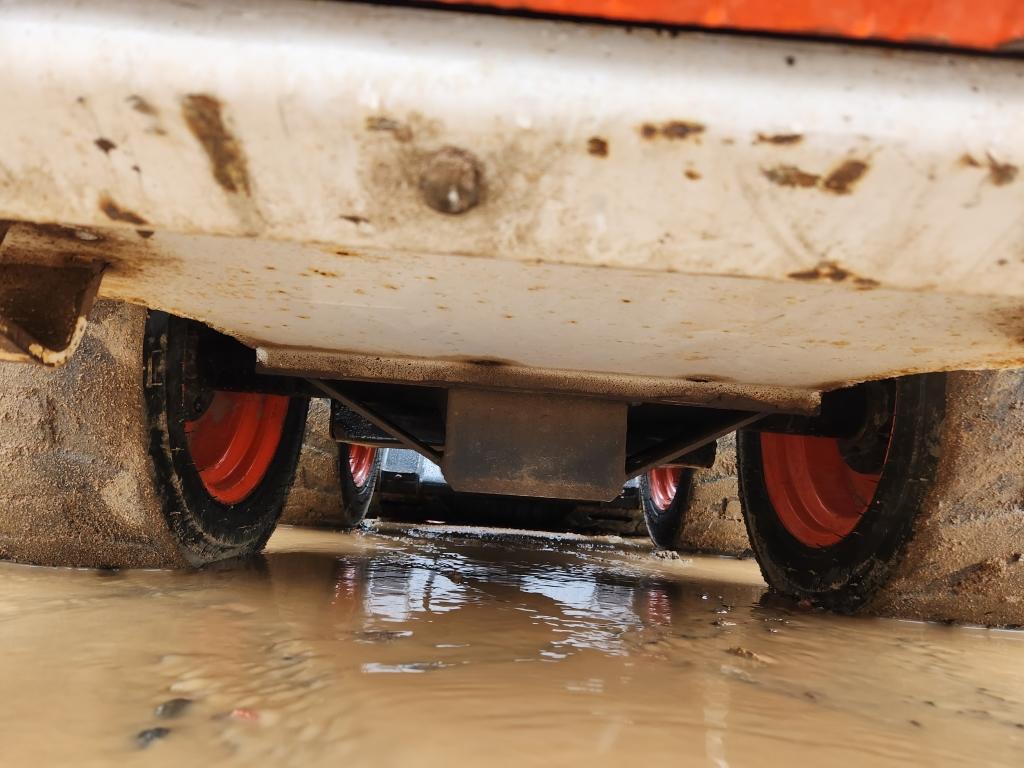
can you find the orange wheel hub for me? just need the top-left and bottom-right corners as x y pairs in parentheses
(185, 391), (290, 505)
(647, 466), (683, 510)
(348, 445), (377, 488)
(760, 434), (884, 548)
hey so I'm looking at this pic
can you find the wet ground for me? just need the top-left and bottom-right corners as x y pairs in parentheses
(2, 524), (1023, 767)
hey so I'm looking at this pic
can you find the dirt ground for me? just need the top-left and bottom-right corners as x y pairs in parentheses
(1, 523), (1022, 767)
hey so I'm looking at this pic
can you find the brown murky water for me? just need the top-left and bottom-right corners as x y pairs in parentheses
(2, 524), (1023, 767)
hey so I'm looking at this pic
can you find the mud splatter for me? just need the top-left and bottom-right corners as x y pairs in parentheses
(764, 159), (869, 194)
(365, 115), (413, 142)
(822, 160), (869, 195)
(587, 137), (609, 157)
(763, 165), (820, 188)
(181, 94), (252, 196)
(127, 95), (158, 116)
(755, 133), (803, 145)
(788, 263), (875, 286)
(639, 121), (705, 141)
(960, 153), (1018, 186)
(98, 196), (148, 226)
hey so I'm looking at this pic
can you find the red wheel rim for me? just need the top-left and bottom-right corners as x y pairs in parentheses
(348, 445), (377, 488)
(185, 391), (290, 505)
(647, 467), (683, 511)
(760, 434), (886, 548)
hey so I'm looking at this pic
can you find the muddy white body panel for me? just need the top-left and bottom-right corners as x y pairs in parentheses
(2, 0), (1023, 403)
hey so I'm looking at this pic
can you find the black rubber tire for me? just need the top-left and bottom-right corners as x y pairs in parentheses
(639, 470), (695, 549)
(143, 312), (309, 564)
(737, 371), (1024, 624)
(280, 399), (382, 529)
(333, 444), (383, 528)
(737, 374), (943, 612)
(0, 302), (308, 568)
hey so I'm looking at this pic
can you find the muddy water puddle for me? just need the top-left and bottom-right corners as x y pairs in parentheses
(1, 524), (1023, 766)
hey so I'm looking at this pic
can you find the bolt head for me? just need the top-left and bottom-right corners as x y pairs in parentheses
(419, 147), (483, 215)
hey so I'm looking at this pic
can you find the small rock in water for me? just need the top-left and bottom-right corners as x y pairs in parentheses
(230, 707), (260, 722)
(726, 646), (776, 665)
(356, 629), (414, 643)
(653, 549), (680, 560)
(154, 698), (193, 719)
(135, 727), (171, 749)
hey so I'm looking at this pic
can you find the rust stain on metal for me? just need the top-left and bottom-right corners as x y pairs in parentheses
(639, 121), (705, 141)
(763, 165), (820, 188)
(94, 138), (116, 155)
(788, 261), (851, 282)
(587, 137), (609, 157)
(764, 159), (869, 194)
(127, 95), (158, 116)
(960, 152), (1017, 185)
(98, 195), (148, 226)
(755, 133), (803, 145)
(788, 260), (878, 289)
(365, 115), (413, 142)
(822, 159), (869, 195)
(988, 158), (1018, 186)
(853, 277), (880, 290)
(181, 94), (252, 196)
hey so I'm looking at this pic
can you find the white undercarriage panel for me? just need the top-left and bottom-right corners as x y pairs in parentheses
(2, 0), (1024, 401)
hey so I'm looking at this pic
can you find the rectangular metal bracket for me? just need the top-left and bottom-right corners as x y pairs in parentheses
(442, 388), (628, 502)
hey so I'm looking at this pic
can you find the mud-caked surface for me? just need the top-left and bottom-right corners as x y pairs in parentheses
(1, 524), (1023, 767)
(677, 435), (752, 556)
(870, 371), (1024, 625)
(279, 400), (342, 527)
(0, 300), (183, 568)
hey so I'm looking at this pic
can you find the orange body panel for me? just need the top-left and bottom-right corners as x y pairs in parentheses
(437, 1), (1024, 50)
